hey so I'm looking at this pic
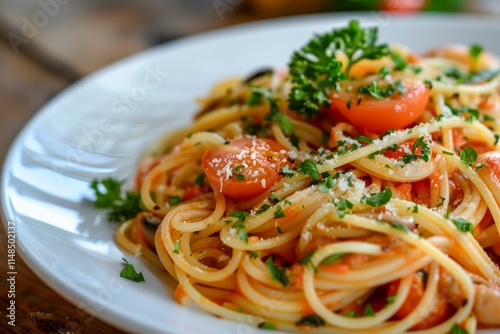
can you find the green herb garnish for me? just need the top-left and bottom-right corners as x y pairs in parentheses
(91, 178), (143, 223)
(361, 187), (392, 207)
(297, 160), (319, 180)
(288, 20), (390, 120)
(296, 314), (325, 327)
(266, 258), (289, 287)
(459, 146), (477, 166)
(453, 218), (474, 234)
(120, 258), (145, 282)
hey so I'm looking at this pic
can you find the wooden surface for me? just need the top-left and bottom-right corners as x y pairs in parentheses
(0, 2), (493, 333)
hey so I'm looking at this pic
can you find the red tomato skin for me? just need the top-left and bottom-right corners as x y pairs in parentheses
(201, 138), (287, 200)
(330, 81), (430, 133)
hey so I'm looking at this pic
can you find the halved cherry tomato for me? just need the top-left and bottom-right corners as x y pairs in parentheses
(201, 138), (288, 200)
(330, 81), (430, 133)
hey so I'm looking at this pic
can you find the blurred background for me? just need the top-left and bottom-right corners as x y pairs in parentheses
(0, 0), (499, 333)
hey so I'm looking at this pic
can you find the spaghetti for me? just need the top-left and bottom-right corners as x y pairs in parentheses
(115, 21), (500, 333)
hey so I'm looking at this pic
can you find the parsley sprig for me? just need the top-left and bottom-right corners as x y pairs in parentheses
(361, 187), (392, 207)
(288, 20), (390, 120)
(120, 258), (145, 282)
(90, 178), (143, 223)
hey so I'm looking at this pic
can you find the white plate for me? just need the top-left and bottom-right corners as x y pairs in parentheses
(2, 13), (500, 334)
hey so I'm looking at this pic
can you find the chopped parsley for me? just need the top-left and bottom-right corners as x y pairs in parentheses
(246, 88), (264, 105)
(244, 117), (265, 136)
(232, 165), (244, 173)
(387, 293), (397, 304)
(320, 253), (345, 265)
(411, 66), (422, 74)
(299, 251), (316, 266)
(402, 136), (430, 164)
(252, 86), (295, 135)
(274, 205), (286, 218)
(391, 222), (410, 233)
(354, 135), (373, 144)
(446, 103), (479, 123)
(337, 198), (354, 211)
(469, 43), (483, 61)
(453, 218), (474, 234)
(361, 187), (392, 207)
(296, 314), (325, 327)
(318, 175), (335, 193)
(238, 229), (249, 244)
(466, 68), (500, 84)
(168, 196), (182, 206)
(379, 66), (390, 77)
(450, 323), (470, 334)
(358, 81), (391, 99)
(269, 193), (281, 204)
(363, 304), (375, 317)
(256, 204), (271, 214)
(459, 146), (477, 166)
(444, 66), (464, 81)
(281, 165), (296, 178)
(391, 53), (407, 71)
(266, 258), (289, 287)
(228, 211), (250, 227)
(343, 310), (359, 318)
(120, 258), (145, 282)
(258, 322), (277, 330)
(173, 241), (180, 254)
(394, 79), (405, 94)
(194, 173), (205, 186)
(297, 160), (319, 180)
(346, 99), (352, 109)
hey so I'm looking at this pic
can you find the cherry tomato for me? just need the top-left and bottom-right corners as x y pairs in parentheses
(201, 138), (287, 200)
(330, 81), (430, 133)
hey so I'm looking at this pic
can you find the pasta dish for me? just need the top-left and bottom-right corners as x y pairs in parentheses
(93, 20), (500, 333)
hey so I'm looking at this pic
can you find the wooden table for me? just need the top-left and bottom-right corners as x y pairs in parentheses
(0, 1), (335, 332)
